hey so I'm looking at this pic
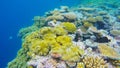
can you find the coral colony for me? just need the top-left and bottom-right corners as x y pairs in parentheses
(8, 3), (120, 68)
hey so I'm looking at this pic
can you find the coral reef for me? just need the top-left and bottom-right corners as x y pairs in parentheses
(8, 2), (120, 68)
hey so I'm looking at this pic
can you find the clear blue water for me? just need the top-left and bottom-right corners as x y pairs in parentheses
(0, 0), (81, 68)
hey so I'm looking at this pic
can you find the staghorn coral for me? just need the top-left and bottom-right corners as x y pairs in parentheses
(61, 22), (77, 33)
(83, 55), (108, 68)
(98, 43), (120, 59)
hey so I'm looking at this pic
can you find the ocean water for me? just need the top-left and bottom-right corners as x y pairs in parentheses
(0, 0), (80, 68)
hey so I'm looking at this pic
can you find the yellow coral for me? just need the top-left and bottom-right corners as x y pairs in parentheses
(62, 45), (84, 62)
(98, 43), (120, 59)
(30, 40), (50, 56)
(43, 33), (56, 40)
(53, 26), (67, 36)
(77, 62), (85, 68)
(24, 30), (41, 44)
(83, 56), (108, 68)
(56, 35), (72, 45)
(39, 27), (53, 35)
(51, 43), (84, 62)
(61, 22), (76, 33)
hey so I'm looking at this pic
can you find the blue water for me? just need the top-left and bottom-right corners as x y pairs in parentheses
(0, 0), (80, 68)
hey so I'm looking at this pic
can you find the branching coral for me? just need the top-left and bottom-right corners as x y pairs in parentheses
(98, 43), (120, 59)
(83, 55), (108, 68)
(61, 22), (77, 33)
